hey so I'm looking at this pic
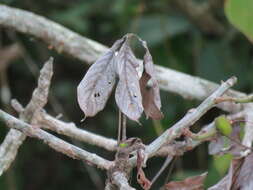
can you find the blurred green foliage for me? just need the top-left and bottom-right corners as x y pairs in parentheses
(225, 0), (253, 42)
(0, 0), (253, 189)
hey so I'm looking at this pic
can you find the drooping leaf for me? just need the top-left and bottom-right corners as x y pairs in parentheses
(164, 172), (207, 190)
(77, 33), (163, 123)
(77, 38), (124, 117)
(115, 37), (143, 121)
(139, 41), (163, 120)
(225, 0), (253, 43)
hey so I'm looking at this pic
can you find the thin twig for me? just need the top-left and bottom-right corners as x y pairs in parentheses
(122, 114), (127, 141)
(112, 172), (136, 190)
(151, 156), (173, 185)
(118, 110), (122, 144)
(0, 58), (53, 175)
(216, 95), (253, 104)
(0, 109), (113, 170)
(130, 77), (237, 166)
(241, 104), (253, 156)
(38, 110), (117, 151)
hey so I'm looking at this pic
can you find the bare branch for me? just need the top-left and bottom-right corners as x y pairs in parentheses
(21, 57), (53, 122)
(0, 129), (25, 176)
(38, 111), (117, 151)
(156, 108), (253, 157)
(0, 57), (53, 175)
(11, 99), (118, 152)
(11, 99), (246, 160)
(155, 66), (244, 113)
(241, 104), (253, 154)
(111, 172), (136, 190)
(0, 109), (113, 170)
(130, 77), (237, 165)
(12, 99), (190, 158)
(146, 77), (237, 157)
(0, 5), (107, 64)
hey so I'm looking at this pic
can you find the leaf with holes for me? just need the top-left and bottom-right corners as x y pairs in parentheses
(139, 41), (163, 120)
(115, 37), (143, 121)
(77, 38), (124, 117)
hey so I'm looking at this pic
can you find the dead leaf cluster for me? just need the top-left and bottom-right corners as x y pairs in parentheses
(77, 34), (163, 122)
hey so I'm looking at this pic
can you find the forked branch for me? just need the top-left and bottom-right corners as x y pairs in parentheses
(130, 77), (237, 165)
(0, 109), (113, 170)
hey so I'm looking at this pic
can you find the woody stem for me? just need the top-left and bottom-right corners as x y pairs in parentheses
(117, 110), (122, 145)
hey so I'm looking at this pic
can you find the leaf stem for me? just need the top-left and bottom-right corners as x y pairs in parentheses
(215, 95), (253, 104)
(191, 127), (217, 141)
(117, 110), (127, 143)
(122, 113), (127, 141)
(118, 110), (122, 145)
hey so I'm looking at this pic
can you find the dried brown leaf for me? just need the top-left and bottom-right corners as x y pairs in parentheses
(137, 168), (151, 190)
(77, 38), (124, 117)
(137, 149), (151, 190)
(77, 34), (163, 123)
(165, 172), (207, 190)
(139, 41), (163, 120)
(115, 38), (143, 121)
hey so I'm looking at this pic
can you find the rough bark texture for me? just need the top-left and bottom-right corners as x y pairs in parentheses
(0, 57), (53, 175)
(0, 109), (113, 170)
